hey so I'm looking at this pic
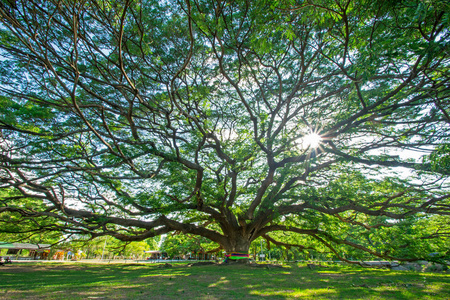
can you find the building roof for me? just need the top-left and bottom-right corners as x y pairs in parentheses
(0, 242), (51, 250)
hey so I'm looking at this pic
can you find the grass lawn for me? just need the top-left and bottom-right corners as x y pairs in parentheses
(0, 262), (449, 299)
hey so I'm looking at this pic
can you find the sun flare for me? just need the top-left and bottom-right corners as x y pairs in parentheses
(302, 133), (322, 149)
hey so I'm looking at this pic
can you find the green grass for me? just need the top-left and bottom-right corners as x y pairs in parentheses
(0, 262), (449, 299)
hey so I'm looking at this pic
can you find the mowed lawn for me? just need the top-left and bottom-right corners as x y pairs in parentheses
(0, 262), (449, 299)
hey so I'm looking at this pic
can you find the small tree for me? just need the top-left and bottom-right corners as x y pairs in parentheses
(162, 233), (218, 259)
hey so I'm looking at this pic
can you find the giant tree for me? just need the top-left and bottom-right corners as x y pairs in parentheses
(0, 0), (449, 263)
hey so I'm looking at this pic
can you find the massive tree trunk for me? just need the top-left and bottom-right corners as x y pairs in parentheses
(221, 232), (252, 263)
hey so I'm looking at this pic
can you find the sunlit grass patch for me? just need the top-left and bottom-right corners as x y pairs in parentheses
(208, 276), (230, 287)
(0, 262), (449, 299)
(250, 287), (336, 298)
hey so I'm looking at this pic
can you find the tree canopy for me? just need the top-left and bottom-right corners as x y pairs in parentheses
(0, 0), (449, 263)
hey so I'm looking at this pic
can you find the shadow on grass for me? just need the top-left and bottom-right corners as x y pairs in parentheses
(1, 262), (449, 299)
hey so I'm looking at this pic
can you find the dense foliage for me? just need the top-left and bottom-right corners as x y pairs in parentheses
(0, 0), (449, 263)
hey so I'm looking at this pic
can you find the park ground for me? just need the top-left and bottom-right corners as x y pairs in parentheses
(0, 261), (449, 299)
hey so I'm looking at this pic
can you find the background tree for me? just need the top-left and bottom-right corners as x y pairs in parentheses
(0, 0), (449, 264)
(162, 233), (219, 259)
(60, 236), (152, 260)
